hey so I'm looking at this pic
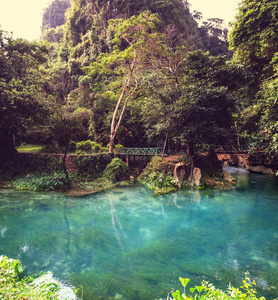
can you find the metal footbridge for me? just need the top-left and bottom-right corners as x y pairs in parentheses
(115, 145), (249, 156)
(115, 147), (163, 156)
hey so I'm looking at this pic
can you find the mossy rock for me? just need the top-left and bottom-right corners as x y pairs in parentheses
(138, 156), (177, 193)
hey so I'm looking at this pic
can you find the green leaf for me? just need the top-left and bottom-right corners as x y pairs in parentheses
(190, 288), (196, 293)
(179, 278), (190, 288)
(195, 286), (204, 293)
(172, 290), (181, 300)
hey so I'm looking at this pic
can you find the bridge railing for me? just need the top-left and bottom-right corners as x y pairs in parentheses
(115, 145), (250, 156)
(115, 147), (163, 156)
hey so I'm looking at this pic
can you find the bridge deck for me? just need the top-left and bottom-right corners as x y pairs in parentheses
(115, 146), (250, 156)
(115, 147), (163, 156)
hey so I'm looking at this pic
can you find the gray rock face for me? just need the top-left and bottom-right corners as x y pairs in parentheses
(173, 163), (187, 188)
(248, 165), (275, 175)
(223, 170), (237, 183)
(191, 167), (202, 187)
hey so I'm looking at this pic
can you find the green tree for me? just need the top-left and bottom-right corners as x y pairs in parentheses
(0, 31), (49, 159)
(59, 0), (200, 65)
(229, 0), (278, 153)
(42, 64), (92, 177)
(141, 51), (238, 154)
(198, 18), (230, 57)
(85, 12), (167, 152)
(41, 0), (70, 32)
(256, 56), (278, 154)
(229, 0), (278, 78)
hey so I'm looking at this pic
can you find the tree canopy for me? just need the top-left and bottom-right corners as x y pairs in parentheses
(0, 32), (49, 157)
(229, 0), (278, 76)
(1, 0), (278, 159)
(229, 0), (278, 154)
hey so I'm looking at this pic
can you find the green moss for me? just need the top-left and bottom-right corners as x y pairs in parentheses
(138, 156), (177, 194)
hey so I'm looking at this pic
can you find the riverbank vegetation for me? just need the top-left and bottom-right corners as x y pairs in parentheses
(0, 154), (132, 195)
(138, 156), (178, 194)
(169, 276), (267, 300)
(0, 255), (63, 299)
(1, 254), (268, 300)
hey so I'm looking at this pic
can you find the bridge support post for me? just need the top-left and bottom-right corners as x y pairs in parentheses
(125, 154), (129, 166)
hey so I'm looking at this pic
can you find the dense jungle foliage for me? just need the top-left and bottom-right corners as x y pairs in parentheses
(0, 0), (277, 164)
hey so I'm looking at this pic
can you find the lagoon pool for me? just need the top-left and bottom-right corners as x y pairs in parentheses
(0, 168), (277, 299)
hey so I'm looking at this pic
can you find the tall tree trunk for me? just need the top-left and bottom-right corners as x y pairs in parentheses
(62, 121), (69, 179)
(109, 73), (138, 153)
(187, 142), (194, 157)
(235, 121), (241, 149)
(0, 129), (17, 161)
(62, 143), (69, 179)
(109, 51), (138, 153)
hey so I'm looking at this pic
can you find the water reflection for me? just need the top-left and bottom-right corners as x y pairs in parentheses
(0, 171), (277, 299)
(109, 196), (126, 252)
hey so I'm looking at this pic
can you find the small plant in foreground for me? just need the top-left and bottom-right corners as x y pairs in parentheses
(0, 255), (60, 299)
(168, 275), (267, 300)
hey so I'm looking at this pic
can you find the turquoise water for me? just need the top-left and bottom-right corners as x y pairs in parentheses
(0, 168), (277, 299)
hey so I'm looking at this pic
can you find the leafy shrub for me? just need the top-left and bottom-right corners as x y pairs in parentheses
(75, 140), (108, 154)
(69, 140), (77, 152)
(168, 276), (266, 300)
(0, 255), (23, 283)
(101, 146), (109, 152)
(0, 255), (60, 299)
(16, 143), (43, 153)
(73, 154), (111, 181)
(105, 143), (124, 152)
(13, 172), (71, 191)
(103, 158), (129, 183)
(148, 171), (176, 188)
(91, 142), (103, 153)
(138, 156), (177, 194)
(76, 140), (93, 152)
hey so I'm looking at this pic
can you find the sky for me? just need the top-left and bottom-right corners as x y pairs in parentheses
(0, 0), (240, 41)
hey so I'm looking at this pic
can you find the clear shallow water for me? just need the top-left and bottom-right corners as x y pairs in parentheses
(0, 168), (277, 300)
